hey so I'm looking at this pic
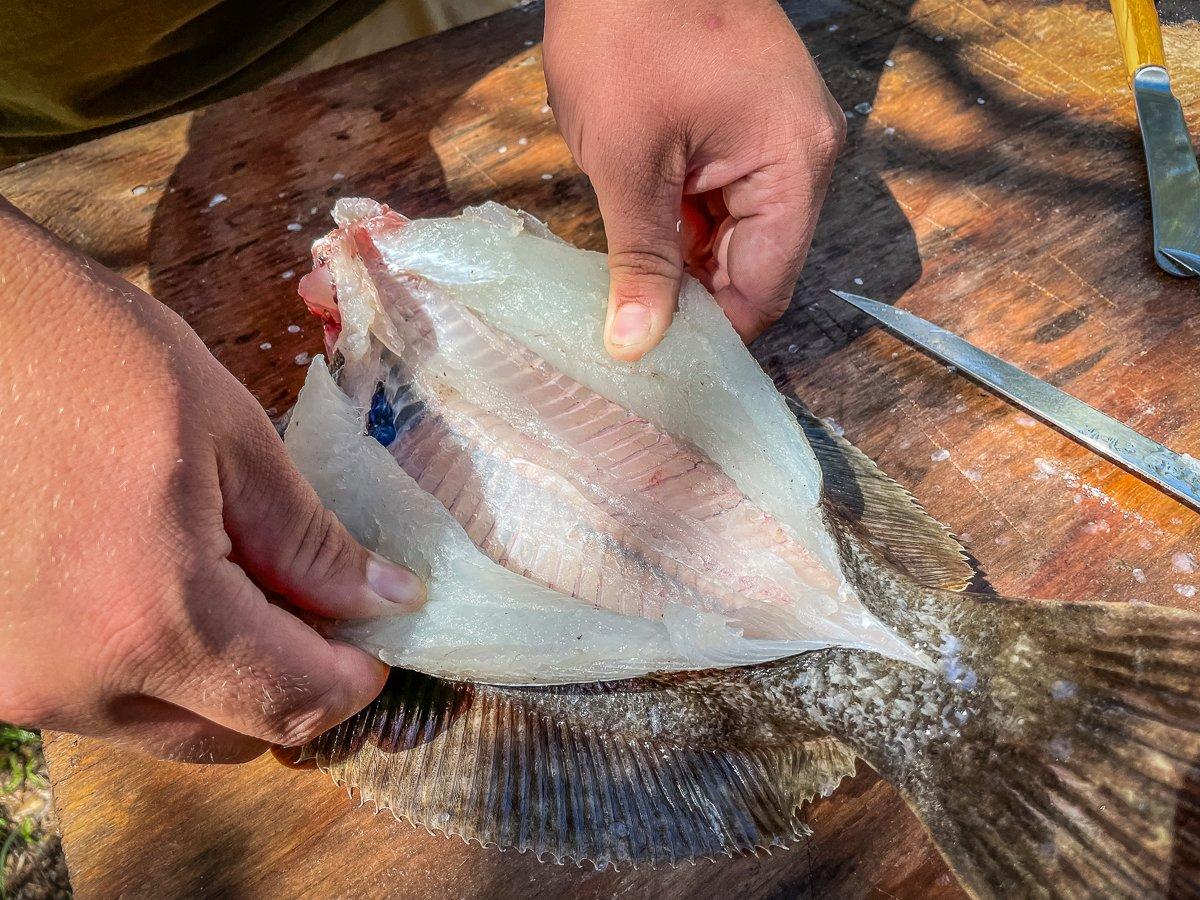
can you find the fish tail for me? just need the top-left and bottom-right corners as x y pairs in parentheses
(876, 594), (1200, 897)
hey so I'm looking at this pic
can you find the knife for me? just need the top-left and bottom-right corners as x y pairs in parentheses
(831, 290), (1200, 512)
(1110, 0), (1200, 276)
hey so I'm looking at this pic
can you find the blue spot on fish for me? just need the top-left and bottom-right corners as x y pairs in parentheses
(1050, 679), (1077, 700)
(367, 382), (397, 446)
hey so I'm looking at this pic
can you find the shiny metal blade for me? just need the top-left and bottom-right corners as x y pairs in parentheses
(1133, 66), (1200, 277)
(831, 290), (1200, 511)
(1163, 246), (1200, 276)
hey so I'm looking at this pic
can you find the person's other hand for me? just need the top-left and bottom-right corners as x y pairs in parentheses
(0, 200), (423, 763)
(543, 0), (845, 360)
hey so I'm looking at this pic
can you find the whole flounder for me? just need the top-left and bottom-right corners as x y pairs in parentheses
(283, 201), (1200, 898)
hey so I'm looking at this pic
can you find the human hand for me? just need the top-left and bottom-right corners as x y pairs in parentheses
(543, 0), (845, 360)
(0, 200), (423, 763)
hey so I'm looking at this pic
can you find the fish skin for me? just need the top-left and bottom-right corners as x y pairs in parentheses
(291, 200), (918, 681)
(289, 202), (1200, 897)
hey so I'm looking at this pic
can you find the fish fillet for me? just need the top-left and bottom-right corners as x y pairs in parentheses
(286, 202), (1200, 899)
(287, 199), (918, 683)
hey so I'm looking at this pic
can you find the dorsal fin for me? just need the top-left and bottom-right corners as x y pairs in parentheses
(297, 669), (857, 868)
(787, 399), (975, 592)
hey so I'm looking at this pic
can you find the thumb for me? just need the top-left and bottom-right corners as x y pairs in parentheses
(592, 151), (687, 361)
(220, 418), (426, 620)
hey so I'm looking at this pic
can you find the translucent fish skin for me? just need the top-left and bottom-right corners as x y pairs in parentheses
(288, 202), (1200, 898)
(288, 199), (916, 683)
(296, 406), (1200, 897)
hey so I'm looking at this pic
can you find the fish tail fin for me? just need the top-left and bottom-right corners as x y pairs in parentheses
(893, 596), (1200, 897)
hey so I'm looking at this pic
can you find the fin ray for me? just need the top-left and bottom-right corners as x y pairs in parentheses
(790, 400), (975, 592)
(884, 597), (1200, 898)
(300, 669), (857, 868)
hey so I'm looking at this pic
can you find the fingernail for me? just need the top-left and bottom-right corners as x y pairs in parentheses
(366, 553), (426, 610)
(608, 303), (652, 347)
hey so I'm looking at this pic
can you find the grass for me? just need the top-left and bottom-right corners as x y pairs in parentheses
(1, 725), (69, 899)
(2, 724), (44, 899)
(1, 726), (43, 795)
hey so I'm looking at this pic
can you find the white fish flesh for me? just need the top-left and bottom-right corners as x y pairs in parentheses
(284, 201), (1200, 899)
(286, 199), (918, 683)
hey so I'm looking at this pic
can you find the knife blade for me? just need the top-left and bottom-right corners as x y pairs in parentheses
(831, 290), (1200, 511)
(1110, 0), (1200, 277)
(1132, 66), (1200, 277)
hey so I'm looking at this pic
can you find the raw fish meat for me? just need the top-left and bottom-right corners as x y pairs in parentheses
(288, 199), (916, 683)
(283, 200), (1200, 899)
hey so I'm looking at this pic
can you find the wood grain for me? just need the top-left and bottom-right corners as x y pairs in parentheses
(2, 0), (1199, 897)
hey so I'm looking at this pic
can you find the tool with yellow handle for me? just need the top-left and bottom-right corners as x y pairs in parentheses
(1110, 0), (1166, 80)
(1109, 0), (1200, 276)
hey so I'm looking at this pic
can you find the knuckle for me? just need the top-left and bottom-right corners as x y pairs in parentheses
(804, 117), (846, 168)
(587, 128), (686, 197)
(262, 685), (344, 747)
(609, 248), (683, 285)
(290, 505), (357, 588)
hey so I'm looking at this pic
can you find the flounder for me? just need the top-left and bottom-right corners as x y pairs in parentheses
(283, 199), (1200, 898)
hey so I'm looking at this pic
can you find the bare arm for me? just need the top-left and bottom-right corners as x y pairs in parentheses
(0, 198), (423, 762)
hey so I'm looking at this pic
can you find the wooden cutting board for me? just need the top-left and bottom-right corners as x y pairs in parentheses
(4, 1), (1199, 896)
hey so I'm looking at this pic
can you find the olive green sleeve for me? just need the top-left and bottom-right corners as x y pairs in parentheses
(0, 0), (386, 165)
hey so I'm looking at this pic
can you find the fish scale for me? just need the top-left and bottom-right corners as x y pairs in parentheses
(286, 200), (1200, 897)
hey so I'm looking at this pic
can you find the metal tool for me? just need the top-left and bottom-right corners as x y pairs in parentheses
(1110, 0), (1200, 276)
(831, 290), (1200, 511)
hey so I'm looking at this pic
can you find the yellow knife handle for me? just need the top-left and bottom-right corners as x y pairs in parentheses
(1110, 0), (1166, 80)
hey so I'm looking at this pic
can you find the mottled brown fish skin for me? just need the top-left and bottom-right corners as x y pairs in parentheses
(303, 411), (1200, 898)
